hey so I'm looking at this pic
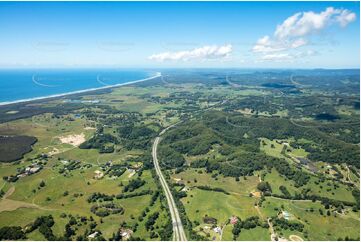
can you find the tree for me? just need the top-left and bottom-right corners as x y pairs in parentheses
(257, 182), (272, 194)
(232, 221), (242, 236)
(0, 226), (26, 240)
(319, 208), (324, 215)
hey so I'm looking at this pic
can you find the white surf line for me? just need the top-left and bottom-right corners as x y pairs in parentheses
(32, 74), (59, 87)
(96, 75), (111, 86)
(0, 72), (161, 107)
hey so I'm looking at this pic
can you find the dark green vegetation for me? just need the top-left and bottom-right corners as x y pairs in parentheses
(231, 216), (268, 240)
(158, 69), (359, 241)
(79, 128), (118, 153)
(0, 135), (37, 162)
(0, 226), (26, 240)
(0, 69), (359, 241)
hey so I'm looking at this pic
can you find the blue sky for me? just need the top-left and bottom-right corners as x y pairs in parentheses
(0, 1), (359, 68)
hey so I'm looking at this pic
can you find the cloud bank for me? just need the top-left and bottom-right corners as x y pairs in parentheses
(274, 7), (356, 39)
(253, 7), (356, 62)
(147, 7), (356, 65)
(148, 44), (232, 62)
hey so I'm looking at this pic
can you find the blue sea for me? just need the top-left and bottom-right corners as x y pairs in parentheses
(0, 69), (157, 105)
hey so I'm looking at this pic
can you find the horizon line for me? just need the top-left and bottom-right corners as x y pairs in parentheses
(0, 67), (359, 70)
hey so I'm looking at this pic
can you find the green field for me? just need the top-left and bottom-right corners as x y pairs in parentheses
(182, 188), (258, 223)
(260, 197), (360, 241)
(172, 168), (259, 196)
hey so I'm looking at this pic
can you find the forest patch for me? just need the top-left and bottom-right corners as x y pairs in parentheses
(0, 135), (37, 162)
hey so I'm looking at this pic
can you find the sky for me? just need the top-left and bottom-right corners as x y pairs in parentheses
(0, 1), (359, 69)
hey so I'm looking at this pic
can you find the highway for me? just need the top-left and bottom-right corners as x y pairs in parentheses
(152, 124), (187, 241)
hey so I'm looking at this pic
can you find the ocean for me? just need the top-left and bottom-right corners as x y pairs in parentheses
(0, 69), (158, 105)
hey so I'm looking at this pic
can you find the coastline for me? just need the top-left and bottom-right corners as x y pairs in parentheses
(0, 72), (161, 107)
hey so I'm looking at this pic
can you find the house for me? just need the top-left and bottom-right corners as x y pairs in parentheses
(282, 211), (291, 220)
(213, 226), (221, 234)
(29, 167), (41, 174)
(119, 228), (133, 240)
(173, 178), (182, 184)
(94, 170), (104, 179)
(282, 142), (290, 147)
(181, 186), (188, 192)
(127, 168), (136, 178)
(203, 225), (210, 230)
(24, 165), (42, 175)
(88, 231), (98, 239)
(230, 216), (238, 225)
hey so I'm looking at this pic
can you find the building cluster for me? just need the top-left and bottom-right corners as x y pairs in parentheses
(4, 163), (43, 182)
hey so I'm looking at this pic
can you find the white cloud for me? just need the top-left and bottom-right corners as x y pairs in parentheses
(252, 36), (286, 53)
(259, 50), (317, 62)
(290, 38), (308, 48)
(336, 9), (356, 27)
(148, 44), (232, 62)
(274, 7), (356, 39)
(252, 7), (356, 62)
(252, 36), (307, 53)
